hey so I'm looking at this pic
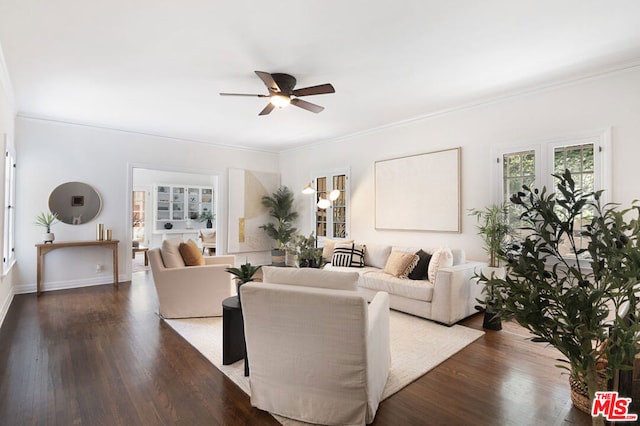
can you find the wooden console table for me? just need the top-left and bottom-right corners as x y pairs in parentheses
(35, 240), (119, 296)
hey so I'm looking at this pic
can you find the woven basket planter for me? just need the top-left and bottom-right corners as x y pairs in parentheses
(569, 370), (608, 414)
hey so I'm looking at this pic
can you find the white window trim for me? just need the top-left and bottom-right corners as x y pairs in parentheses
(545, 129), (611, 204)
(491, 127), (612, 205)
(3, 133), (16, 276)
(491, 144), (542, 204)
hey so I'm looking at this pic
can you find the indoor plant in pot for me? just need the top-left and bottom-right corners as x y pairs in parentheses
(479, 170), (640, 425)
(226, 262), (261, 305)
(291, 232), (323, 268)
(198, 211), (215, 228)
(259, 186), (298, 266)
(35, 211), (59, 243)
(469, 202), (513, 329)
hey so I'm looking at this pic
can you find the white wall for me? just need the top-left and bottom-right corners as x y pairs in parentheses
(0, 43), (16, 323)
(14, 118), (279, 293)
(279, 67), (640, 263)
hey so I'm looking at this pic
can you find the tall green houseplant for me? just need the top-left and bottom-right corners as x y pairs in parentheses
(469, 203), (512, 268)
(260, 186), (298, 264)
(469, 203), (513, 329)
(481, 170), (640, 425)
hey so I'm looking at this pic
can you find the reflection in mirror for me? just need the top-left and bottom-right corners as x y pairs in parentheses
(49, 182), (102, 225)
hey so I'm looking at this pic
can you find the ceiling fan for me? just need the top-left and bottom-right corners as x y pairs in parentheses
(220, 71), (335, 116)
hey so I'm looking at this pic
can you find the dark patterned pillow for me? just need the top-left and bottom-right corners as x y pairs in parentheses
(332, 243), (366, 267)
(408, 249), (432, 280)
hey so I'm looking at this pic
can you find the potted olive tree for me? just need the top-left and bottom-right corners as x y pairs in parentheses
(260, 186), (298, 266)
(480, 170), (640, 425)
(469, 203), (513, 329)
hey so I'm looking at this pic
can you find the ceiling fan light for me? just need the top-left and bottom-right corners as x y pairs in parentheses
(329, 189), (341, 201)
(270, 95), (291, 108)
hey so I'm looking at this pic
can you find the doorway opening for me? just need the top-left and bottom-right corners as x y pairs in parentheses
(130, 167), (219, 274)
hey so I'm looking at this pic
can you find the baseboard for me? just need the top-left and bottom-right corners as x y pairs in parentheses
(0, 287), (15, 329)
(13, 276), (123, 295)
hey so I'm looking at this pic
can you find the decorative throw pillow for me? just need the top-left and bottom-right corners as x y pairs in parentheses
(363, 244), (393, 269)
(322, 238), (354, 262)
(179, 239), (205, 266)
(428, 247), (454, 282)
(408, 249), (432, 280)
(332, 243), (366, 267)
(161, 238), (186, 268)
(383, 251), (420, 278)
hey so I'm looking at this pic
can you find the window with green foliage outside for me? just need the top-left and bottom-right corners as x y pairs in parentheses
(553, 143), (595, 255)
(503, 150), (535, 228)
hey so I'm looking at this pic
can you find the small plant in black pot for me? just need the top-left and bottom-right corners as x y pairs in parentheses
(226, 262), (262, 305)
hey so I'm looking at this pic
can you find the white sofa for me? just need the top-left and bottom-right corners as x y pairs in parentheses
(240, 267), (390, 425)
(325, 244), (485, 325)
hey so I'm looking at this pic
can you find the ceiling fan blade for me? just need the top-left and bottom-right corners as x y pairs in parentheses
(219, 92), (268, 97)
(259, 102), (275, 116)
(291, 98), (324, 113)
(292, 83), (335, 97)
(255, 71), (281, 93)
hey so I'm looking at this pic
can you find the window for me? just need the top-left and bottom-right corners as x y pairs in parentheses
(312, 170), (350, 241)
(551, 143), (596, 255)
(502, 150), (536, 227)
(495, 129), (610, 257)
(3, 135), (16, 274)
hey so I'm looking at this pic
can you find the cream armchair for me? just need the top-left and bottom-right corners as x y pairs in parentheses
(240, 269), (390, 425)
(148, 248), (235, 318)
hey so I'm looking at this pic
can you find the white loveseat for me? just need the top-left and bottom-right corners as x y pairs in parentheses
(325, 244), (485, 325)
(240, 267), (390, 425)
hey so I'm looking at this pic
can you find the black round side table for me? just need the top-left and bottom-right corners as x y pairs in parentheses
(222, 296), (249, 376)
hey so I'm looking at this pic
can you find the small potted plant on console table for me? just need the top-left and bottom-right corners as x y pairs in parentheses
(35, 211), (59, 244)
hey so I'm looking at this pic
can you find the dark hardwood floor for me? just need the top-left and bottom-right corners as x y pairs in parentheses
(0, 270), (594, 425)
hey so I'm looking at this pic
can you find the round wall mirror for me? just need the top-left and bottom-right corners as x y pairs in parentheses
(49, 182), (102, 225)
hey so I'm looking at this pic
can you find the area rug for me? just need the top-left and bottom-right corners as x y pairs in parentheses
(165, 310), (483, 425)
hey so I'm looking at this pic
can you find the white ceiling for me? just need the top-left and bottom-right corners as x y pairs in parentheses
(1, 1), (639, 152)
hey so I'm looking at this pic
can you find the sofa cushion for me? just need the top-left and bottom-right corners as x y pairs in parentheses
(161, 238), (186, 268)
(428, 247), (454, 281)
(408, 249), (432, 280)
(262, 266), (359, 291)
(361, 271), (434, 302)
(323, 264), (380, 276)
(179, 239), (205, 266)
(383, 251), (419, 278)
(364, 244), (392, 269)
(332, 243), (366, 267)
(321, 238), (354, 262)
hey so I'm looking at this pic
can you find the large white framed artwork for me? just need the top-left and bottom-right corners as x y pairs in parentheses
(228, 169), (280, 253)
(375, 147), (461, 232)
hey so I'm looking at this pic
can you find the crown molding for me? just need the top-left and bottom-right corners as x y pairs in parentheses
(282, 59), (640, 154)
